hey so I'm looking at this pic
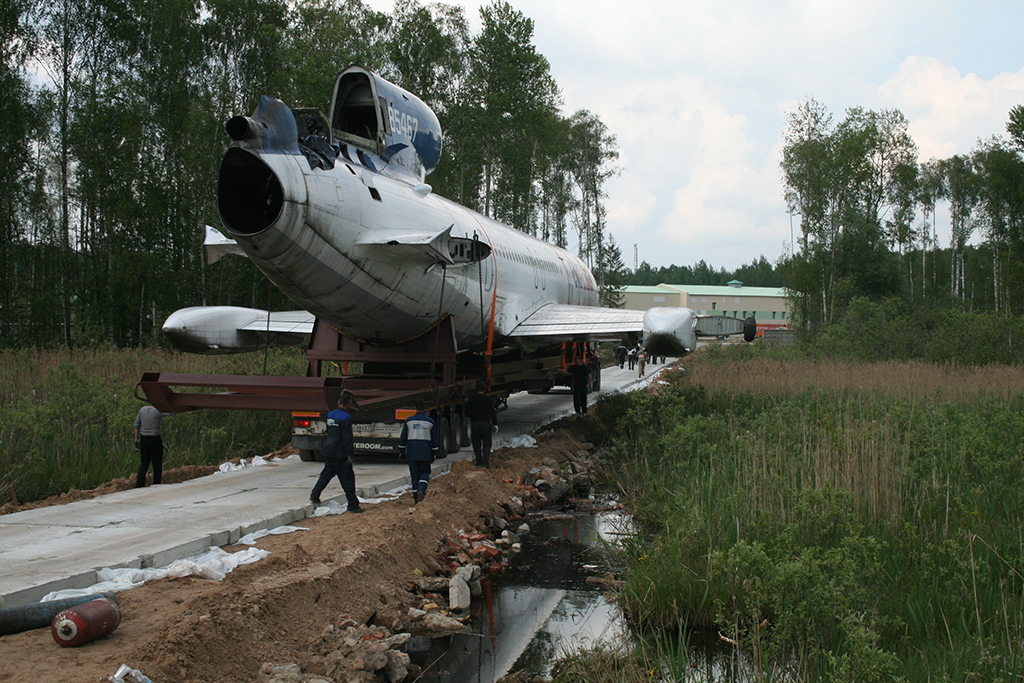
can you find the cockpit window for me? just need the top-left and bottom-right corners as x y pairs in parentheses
(332, 74), (380, 150)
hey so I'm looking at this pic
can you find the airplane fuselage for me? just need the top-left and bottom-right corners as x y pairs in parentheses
(217, 72), (597, 350)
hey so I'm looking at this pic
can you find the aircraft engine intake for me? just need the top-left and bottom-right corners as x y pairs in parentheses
(218, 148), (283, 236)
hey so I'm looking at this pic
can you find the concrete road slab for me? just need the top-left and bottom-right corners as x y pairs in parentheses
(0, 360), (672, 607)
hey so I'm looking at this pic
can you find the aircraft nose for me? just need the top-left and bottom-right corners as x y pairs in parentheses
(218, 96), (306, 238)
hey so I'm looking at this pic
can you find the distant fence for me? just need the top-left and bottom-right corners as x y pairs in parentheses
(762, 328), (797, 346)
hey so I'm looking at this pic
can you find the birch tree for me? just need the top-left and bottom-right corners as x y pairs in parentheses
(940, 155), (978, 303)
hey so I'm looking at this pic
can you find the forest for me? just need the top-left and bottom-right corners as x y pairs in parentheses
(3, 0), (1024, 356)
(780, 99), (1024, 334)
(638, 100), (1024, 334)
(0, 0), (623, 349)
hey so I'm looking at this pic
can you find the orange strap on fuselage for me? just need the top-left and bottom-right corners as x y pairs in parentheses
(486, 267), (497, 391)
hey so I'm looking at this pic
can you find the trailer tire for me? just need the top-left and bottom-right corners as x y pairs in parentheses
(449, 412), (464, 453)
(436, 416), (450, 458)
(299, 448), (321, 462)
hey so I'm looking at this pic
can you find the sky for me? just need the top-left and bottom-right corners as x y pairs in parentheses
(366, 0), (1024, 271)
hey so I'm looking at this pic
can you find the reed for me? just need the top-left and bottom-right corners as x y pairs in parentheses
(0, 346), (307, 505)
(685, 351), (1024, 402)
(596, 347), (1024, 681)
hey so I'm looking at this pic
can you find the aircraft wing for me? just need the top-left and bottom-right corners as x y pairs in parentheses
(237, 310), (317, 334)
(204, 225), (247, 265)
(506, 304), (644, 338)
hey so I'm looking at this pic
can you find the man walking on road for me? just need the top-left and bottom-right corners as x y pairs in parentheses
(567, 355), (592, 415)
(464, 381), (498, 468)
(399, 399), (438, 504)
(310, 390), (363, 513)
(615, 343), (627, 369)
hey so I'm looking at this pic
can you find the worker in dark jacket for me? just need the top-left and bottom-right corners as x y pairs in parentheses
(310, 390), (363, 513)
(567, 355), (591, 415)
(399, 399), (439, 504)
(463, 380), (498, 468)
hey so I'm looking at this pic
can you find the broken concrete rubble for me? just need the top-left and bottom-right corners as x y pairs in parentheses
(448, 574), (471, 610)
(419, 611), (467, 636)
(259, 623), (421, 683)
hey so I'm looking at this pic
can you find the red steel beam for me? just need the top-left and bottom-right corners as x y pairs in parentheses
(135, 373), (345, 413)
(134, 373), (476, 415)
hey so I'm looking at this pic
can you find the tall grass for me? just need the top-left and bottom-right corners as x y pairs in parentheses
(0, 347), (306, 505)
(594, 345), (1024, 681)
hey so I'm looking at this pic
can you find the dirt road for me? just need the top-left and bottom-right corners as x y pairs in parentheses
(0, 414), (612, 683)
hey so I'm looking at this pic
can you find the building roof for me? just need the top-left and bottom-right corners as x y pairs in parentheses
(621, 284), (788, 297)
(621, 285), (675, 294)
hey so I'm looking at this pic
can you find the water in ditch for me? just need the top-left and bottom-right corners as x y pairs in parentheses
(409, 496), (632, 682)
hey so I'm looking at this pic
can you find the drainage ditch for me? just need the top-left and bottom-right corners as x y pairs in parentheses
(410, 495), (631, 682)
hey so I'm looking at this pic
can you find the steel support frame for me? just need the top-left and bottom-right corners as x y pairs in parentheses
(136, 317), (462, 414)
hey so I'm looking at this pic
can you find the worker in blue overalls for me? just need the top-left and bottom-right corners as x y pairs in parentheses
(310, 390), (364, 513)
(399, 399), (439, 505)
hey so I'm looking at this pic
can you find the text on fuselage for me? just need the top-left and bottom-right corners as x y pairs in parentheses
(388, 102), (420, 141)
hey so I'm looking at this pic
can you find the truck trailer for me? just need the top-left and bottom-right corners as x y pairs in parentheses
(137, 316), (604, 461)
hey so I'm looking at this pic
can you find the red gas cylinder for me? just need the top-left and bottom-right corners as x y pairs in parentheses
(50, 597), (121, 647)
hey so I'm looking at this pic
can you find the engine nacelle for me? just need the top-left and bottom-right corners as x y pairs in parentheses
(642, 307), (697, 357)
(643, 309), (757, 356)
(163, 306), (308, 354)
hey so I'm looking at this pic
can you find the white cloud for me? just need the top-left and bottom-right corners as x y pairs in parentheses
(879, 56), (1024, 159)
(605, 175), (656, 238)
(655, 140), (789, 266)
(584, 69), (790, 267)
(362, 0), (1024, 269)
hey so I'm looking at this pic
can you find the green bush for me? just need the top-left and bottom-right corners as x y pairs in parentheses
(812, 296), (1024, 365)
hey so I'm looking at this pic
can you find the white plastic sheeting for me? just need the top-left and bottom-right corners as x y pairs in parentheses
(498, 434), (537, 449)
(237, 525), (308, 545)
(42, 546), (270, 602)
(217, 454), (281, 472)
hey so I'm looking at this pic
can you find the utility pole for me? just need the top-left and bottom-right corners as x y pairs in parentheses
(633, 244), (638, 271)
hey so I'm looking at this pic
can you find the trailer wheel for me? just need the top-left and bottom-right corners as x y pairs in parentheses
(436, 416), (450, 458)
(299, 448), (321, 462)
(449, 412), (463, 453)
